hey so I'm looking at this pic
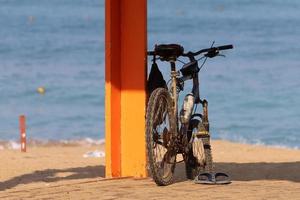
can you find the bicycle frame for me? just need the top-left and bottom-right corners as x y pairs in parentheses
(168, 58), (210, 153)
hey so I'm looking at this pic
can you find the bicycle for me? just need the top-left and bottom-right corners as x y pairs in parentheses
(146, 43), (233, 186)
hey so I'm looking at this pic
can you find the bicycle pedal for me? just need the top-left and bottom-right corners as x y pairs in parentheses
(193, 131), (209, 138)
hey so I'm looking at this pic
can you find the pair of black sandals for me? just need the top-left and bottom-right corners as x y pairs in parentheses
(194, 172), (231, 185)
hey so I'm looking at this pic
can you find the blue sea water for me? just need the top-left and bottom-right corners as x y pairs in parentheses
(0, 0), (300, 148)
(0, 0), (105, 140)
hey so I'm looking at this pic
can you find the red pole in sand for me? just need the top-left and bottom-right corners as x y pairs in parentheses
(19, 115), (26, 152)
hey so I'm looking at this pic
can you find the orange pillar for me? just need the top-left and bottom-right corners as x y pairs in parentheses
(105, 0), (147, 178)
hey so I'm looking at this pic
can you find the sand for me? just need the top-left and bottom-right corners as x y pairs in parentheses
(0, 140), (300, 200)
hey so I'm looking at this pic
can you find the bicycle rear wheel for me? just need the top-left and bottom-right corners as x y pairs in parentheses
(146, 88), (176, 186)
(185, 119), (213, 180)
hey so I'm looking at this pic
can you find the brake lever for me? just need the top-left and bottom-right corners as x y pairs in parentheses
(204, 49), (219, 58)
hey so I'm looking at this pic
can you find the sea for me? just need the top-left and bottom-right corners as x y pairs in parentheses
(0, 0), (299, 149)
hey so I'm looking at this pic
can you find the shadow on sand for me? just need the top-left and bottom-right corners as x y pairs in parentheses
(1, 161), (300, 190)
(0, 165), (105, 191)
(174, 161), (300, 183)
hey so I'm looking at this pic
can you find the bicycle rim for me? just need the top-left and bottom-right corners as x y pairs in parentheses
(146, 88), (176, 186)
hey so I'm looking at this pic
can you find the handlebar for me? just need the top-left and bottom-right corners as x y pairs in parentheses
(217, 44), (234, 51)
(147, 51), (155, 56)
(182, 44), (233, 57)
(147, 44), (233, 58)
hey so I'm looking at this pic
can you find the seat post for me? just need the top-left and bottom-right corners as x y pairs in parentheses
(170, 61), (178, 126)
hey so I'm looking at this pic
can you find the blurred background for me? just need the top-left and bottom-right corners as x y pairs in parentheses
(0, 0), (299, 148)
(0, 0), (104, 141)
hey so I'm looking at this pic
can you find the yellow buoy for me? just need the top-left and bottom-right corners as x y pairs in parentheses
(37, 87), (46, 94)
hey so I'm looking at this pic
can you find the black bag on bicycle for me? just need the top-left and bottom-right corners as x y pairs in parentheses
(147, 62), (167, 96)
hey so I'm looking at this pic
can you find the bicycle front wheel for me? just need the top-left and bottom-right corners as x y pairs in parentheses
(146, 88), (176, 186)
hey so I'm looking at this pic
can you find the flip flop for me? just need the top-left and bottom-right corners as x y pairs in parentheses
(214, 172), (231, 185)
(194, 172), (215, 184)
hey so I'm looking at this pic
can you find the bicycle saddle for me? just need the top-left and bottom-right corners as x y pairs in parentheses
(154, 44), (184, 61)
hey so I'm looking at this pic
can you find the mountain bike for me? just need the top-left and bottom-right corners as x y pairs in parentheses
(146, 43), (233, 186)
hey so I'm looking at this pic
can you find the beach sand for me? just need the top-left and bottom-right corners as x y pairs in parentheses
(0, 140), (300, 199)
